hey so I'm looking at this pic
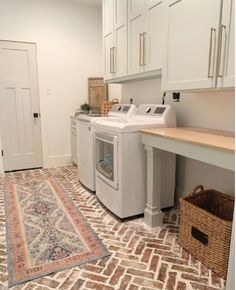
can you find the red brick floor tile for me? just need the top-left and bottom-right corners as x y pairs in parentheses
(0, 166), (225, 290)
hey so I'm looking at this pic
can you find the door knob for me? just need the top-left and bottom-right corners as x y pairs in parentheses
(33, 113), (40, 118)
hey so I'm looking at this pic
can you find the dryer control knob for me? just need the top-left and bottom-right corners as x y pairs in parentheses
(146, 107), (151, 113)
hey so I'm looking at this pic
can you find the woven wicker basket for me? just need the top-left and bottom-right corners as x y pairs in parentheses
(179, 185), (234, 279)
(101, 98), (119, 116)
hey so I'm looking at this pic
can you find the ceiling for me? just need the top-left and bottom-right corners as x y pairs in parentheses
(70, 0), (102, 6)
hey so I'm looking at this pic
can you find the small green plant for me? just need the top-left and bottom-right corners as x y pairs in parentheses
(80, 103), (90, 112)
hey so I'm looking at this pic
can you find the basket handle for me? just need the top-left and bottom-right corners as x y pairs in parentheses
(188, 185), (204, 197)
(111, 98), (119, 104)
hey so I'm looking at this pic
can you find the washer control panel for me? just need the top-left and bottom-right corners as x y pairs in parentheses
(134, 104), (176, 126)
(136, 104), (167, 117)
(108, 104), (137, 118)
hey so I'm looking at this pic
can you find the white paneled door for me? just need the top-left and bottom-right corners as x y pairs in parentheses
(0, 41), (43, 171)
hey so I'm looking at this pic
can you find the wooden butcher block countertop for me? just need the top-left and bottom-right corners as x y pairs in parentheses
(141, 127), (235, 153)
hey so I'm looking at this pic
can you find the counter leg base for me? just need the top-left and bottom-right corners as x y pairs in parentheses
(144, 205), (164, 228)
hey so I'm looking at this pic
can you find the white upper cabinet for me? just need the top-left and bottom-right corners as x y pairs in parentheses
(103, 0), (234, 87)
(162, 0), (235, 91)
(114, 0), (128, 78)
(103, 0), (164, 82)
(128, 0), (146, 75)
(103, 0), (114, 35)
(145, 0), (164, 72)
(217, 0), (235, 88)
(103, 0), (114, 80)
(104, 32), (113, 80)
(103, 0), (128, 80)
(129, 0), (146, 16)
(128, 0), (163, 75)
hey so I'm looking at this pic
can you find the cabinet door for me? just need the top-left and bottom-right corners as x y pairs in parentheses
(147, 0), (161, 6)
(162, 0), (222, 91)
(113, 0), (128, 78)
(103, 0), (114, 36)
(104, 33), (114, 80)
(145, 0), (164, 71)
(217, 0), (234, 88)
(128, 0), (146, 75)
(129, 0), (146, 17)
(103, 0), (115, 80)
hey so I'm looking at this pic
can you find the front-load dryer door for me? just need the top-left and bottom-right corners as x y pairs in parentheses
(95, 131), (118, 190)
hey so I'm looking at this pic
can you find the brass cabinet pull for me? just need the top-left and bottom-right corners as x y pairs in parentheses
(143, 32), (147, 66)
(110, 47), (113, 74)
(139, 33), (143, 66)
(112, 47), (116, 74)
(208, 27), (216, 78)
(217, 24), (226, 78)
(139, 33), (147, 66)
(110, 47), (116, 74)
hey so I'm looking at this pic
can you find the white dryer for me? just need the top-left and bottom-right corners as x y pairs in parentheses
(94, 104), (176, 218)
(76, 104), (137, 191)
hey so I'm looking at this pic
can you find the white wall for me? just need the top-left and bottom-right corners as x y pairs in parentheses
(0, 0), (103, 167)
(122, 78), (163, 105)
(122, 78), (235, 197)
(108, 84), (122, 103)
(0, 135), (3, 173)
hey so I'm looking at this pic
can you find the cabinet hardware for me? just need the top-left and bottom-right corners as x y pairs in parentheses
(33, 113), (40, 118)
(110, 47), (116, 74)
(207, 27), (216, 78)
(143, 32), (147, 66)
(139, 33), (143, 66)
(112, 47), (116, 74)
(217, 24), (226, 78)
(139, 33), (146, 66)
(110, 47), (113, 74)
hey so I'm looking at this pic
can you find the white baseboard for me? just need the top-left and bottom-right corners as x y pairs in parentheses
(0, 154), (73, 172)
(0, 138), (3, 172)
(43, 154), (73, 168)
(0, 159), (4, 173)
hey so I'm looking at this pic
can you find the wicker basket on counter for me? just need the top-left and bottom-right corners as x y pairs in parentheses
(101, 98), (119, 116)
(179, 185), (234, 279)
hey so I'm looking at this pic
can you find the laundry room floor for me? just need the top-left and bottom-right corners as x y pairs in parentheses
(0, 166), (225, 290)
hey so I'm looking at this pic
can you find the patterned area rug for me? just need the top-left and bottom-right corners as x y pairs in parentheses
(4, 176), (110, 287)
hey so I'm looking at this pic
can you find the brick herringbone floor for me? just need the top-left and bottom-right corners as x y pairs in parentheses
(0, 166), (225, 290)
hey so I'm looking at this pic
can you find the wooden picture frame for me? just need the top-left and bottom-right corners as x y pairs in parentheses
(88, 78), (108, 113)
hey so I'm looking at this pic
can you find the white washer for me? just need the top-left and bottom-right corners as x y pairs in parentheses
(76, 104), (137, 191)
(94, 104), (176, 218)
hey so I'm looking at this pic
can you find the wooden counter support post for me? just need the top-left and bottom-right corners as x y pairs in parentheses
(144, 145), (164, 227)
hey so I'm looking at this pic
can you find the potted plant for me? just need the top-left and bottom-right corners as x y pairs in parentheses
(80, 103), (91, 113)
